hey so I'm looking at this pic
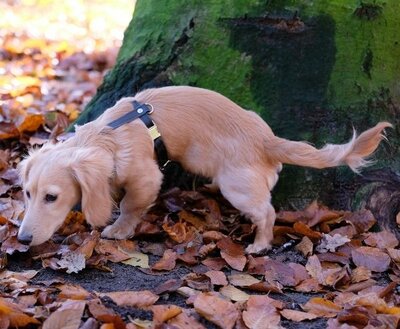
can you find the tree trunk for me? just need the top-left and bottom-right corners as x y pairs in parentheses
(74, 1), (400, 230)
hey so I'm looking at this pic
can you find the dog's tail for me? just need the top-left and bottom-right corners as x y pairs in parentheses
(267, 122), (392, 173)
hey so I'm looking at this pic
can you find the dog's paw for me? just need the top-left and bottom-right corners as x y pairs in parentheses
(245, 242), (271, 254)
(101, 223), (135, 240)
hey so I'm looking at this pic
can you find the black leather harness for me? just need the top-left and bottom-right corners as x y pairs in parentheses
(107, 101), (170, 170)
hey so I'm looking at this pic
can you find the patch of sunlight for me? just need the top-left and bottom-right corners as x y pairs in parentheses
(0, 0), (136, 52)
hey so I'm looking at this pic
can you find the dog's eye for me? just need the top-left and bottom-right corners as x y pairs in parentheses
(26, 191), (30, 199)
(45, 194), (58, 203)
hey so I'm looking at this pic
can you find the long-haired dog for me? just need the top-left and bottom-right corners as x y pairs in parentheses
(17, 86), (391, 253)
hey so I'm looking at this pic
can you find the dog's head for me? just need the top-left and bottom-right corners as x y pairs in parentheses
(17, 143), (114, 246)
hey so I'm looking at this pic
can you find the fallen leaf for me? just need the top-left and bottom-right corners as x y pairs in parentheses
(154, 279), (183, 295)
(95, 239), (131, 263)
(0, 297), (40, 327)
(317, 252), (350, 265)
(75, 231), (100, 259)
(296, 236), (314, 257)
(179, 210), (206, 231)
(247, 255), (270, 275)
(295, 278), (322, 293)
(302, 297), (341, 317)
(280, 309), (319, 322)
(43, 300), (85, 329)
(198, 242), (217, 258)
(100, 290), (159, 308)
(201, 257), (227, 271)
(228, 273), (261, 287)
(151, 304), (182, 325)
(343, 210), (376, 234)
(152, 249), (177, 271)
(242, 295), (282, 329)
(316, 233), (351, 253)
(162, 220), (189, 243)
(351, 266), (372, 283)
(264, 259), (297, 286)
(122, 252), (149, 269)
(387, 248), (400, 263)
(205, 270), (228, 286)
(1, 235), (29, 254)
(293, 222), (322, 241)
(219, 285), (249, 302)
(167, 308), (206, 329)
(57, 251), (86, 273)
(277, 201), (342, 227)
(217, 237), (247, 271)
(177, 286), (199, 299)
(203, 230), (226, 243)
(246, 281), (283, 294)
(193, 292), (238, 329)
(184, 273), (212, 291)
(57, 283), (91, 300)
(364, 230), (398, 249)
(351, 247), (391, 272)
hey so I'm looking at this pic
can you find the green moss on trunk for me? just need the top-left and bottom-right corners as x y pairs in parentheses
(74, 0), (400, 213)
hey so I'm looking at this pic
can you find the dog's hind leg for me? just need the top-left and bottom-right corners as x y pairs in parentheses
(216, 166), (279, 254)
(101, 160), (163, 240)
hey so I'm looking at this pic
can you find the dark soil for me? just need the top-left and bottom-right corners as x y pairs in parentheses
(8, 246), (329, 329)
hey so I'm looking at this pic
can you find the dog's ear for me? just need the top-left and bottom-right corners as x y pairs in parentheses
(69, 147), (114, 227)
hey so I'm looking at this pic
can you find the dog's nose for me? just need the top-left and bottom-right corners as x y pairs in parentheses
(17, 233), (33, 245)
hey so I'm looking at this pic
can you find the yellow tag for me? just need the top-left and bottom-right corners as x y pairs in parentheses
(148, 125), (161, 140)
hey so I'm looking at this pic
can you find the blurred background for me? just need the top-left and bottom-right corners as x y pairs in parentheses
(0, 0), (135, 141)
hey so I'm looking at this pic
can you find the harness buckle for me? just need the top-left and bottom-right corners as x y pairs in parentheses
(148, 125), (161, 140)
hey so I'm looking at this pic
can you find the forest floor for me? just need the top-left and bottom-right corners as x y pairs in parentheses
(1, 2), (400, 329)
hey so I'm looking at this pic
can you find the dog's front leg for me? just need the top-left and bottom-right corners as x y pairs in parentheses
(101, 163), (163, 240)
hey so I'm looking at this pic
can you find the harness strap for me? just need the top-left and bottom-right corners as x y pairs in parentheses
(107, 101), (170, 170)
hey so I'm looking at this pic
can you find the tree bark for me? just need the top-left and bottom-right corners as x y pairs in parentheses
(74, 1), (400, 230)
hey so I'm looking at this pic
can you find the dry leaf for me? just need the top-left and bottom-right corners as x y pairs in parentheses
(343, 210), (376, 234)
(193, 292), (238, 329)
(152, 249), (177, 271)
(151, 304), (182, 325)
(57, 283), (91, 300)
(122, 252), (149, 269)
(201, 257), (227, 271)
(264, 259), (298, 286)
(296, 236), (314, 257)
(387, 248), (400, 263)
(57, 251), (86, 273)
(95, 239), (131, 263)
(280, 309), (319, 322)
(217, 237), (247, 271)
(167, 309), (206, 329)
(184, 273), (212, 291)
(162, 220), (189, 243)
(100, 290), (158, 308)
(351, 266), (372, 283)
(242, 295), (282, 329)
(0, 297), (40, 327)
(205, 270), (228, 286)
(43, 301), (85, 329)
(179, 210), (206, 231)
(219, 285), (249, 302)
(302, 297), (341, 317)
(293, 222), (322, 241)
(316, 233), (351, 253)
(351, 247), (391, 272)
(364, 231), (399, 249)
(228, 273), (261, 287)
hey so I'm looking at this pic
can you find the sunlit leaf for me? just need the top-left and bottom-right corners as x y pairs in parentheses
(100, 290), (159, 308)
(193, 292), (238, 329)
